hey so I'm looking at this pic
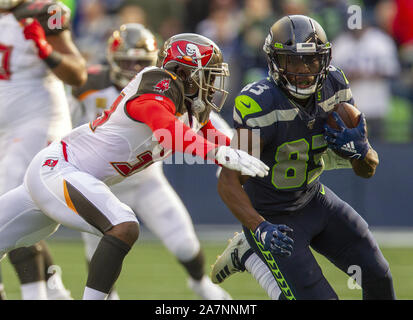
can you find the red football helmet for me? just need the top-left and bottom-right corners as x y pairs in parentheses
(158, 33), (230, 113)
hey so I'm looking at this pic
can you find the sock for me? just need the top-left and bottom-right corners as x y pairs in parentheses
(84, 235), (131, 299)
(20, 281), (48, 300)
(83, 287), (108, 300)
(245, 253), (281, 300)
(180, 250), (205, 281)
(8, 244), (45, 284)
(107, 289), (120, 300)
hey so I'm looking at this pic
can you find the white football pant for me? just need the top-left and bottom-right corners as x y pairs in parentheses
(0, 142), (138, 260)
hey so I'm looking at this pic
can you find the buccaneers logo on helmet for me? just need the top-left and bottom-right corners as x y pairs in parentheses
(154, 79), (171, 93)
(163, 41), (213, 68)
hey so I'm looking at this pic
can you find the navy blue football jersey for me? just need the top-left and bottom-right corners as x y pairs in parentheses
(233, 66), (354, 213)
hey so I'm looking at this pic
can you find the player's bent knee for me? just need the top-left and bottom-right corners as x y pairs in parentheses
(105, 221), (140, 247)
(164, 233), (200, 262)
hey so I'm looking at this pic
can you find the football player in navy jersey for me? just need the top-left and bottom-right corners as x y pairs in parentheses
(213, 15), (395, 300)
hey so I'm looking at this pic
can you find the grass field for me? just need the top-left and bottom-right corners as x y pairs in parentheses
(1, 239), (412, 300)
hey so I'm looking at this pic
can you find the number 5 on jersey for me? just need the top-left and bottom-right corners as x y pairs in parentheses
(90, 92), (125, 131)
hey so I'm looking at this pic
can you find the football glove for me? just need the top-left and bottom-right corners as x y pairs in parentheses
(254, 221), (294, 257)
(214, 146), (269, 178)
(20, 18), (53, 59)
(324, 112), (369, 160)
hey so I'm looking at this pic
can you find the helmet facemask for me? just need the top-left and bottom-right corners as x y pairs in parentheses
(270, 48), (331, 99)
(159, 34), (230, 114)
(263, 15), (332, 100)
(185, 60), (230, 113)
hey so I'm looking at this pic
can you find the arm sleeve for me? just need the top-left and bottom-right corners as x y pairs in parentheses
(322, 149), (352, 171)
(126, 94), (219, 159)
(200, 120), (231, 147)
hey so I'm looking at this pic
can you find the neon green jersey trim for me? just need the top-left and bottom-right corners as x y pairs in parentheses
(249, 230), (296, 300)
(235, 95), (263, 119)
(338, 68), (350, 85)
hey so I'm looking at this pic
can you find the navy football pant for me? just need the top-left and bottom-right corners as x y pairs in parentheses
(243, 184), (395, 300)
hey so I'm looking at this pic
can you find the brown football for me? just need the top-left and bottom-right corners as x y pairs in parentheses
(326, 102), (361, 130)
(326, 102), (366, 159)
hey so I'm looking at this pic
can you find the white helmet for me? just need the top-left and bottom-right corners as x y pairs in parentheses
(107, 23), (158, 88)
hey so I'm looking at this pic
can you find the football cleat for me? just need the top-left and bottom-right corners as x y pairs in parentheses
(187, 275), (232, 300)
(210, 232), (252, 284)
(46, 273), (73, 300)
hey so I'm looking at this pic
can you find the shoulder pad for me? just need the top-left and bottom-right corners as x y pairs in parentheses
(72, 65), (111, 100)
(13, 0), (71, 36)
(131, 67), (185, 113)
(327, 65), (350, 88)
(140, 68), (184, 93)
(235, 79), (276, 119)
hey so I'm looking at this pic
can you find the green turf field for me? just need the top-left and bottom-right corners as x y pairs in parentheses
(1, 240), (412, 300)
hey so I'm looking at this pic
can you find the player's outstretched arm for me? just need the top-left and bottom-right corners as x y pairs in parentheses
(217, 128), (293, 257)
(127, 95), (269, 177)
(21, 18), (87, 86)
(218, 167), (264, 230)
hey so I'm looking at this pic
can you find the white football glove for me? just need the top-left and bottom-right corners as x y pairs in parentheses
(214, 146), (269, 178)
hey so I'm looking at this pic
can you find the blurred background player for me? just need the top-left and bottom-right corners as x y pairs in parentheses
(0, 0), (87, 299)
(71, 23), (233, 300)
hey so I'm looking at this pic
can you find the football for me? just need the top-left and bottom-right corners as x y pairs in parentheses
(326, 102), (365, 159)
(326, 102), (361, 130)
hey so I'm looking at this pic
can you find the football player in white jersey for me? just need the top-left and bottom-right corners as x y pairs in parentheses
(0, 0), (87, 299)
(72, 23), (234, 300)
(0, 32), (269, 300)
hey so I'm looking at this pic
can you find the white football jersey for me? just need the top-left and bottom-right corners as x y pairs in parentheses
(0, 13), (52, 82)
(0, 1), (71, 83)
(64, 66), (206, 186)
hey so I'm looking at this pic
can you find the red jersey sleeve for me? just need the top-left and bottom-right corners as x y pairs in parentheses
(200, 120), (231, 147)
(126, 94), (218, 159)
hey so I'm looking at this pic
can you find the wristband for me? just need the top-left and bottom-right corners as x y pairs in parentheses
(43, 50), (63, 69)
